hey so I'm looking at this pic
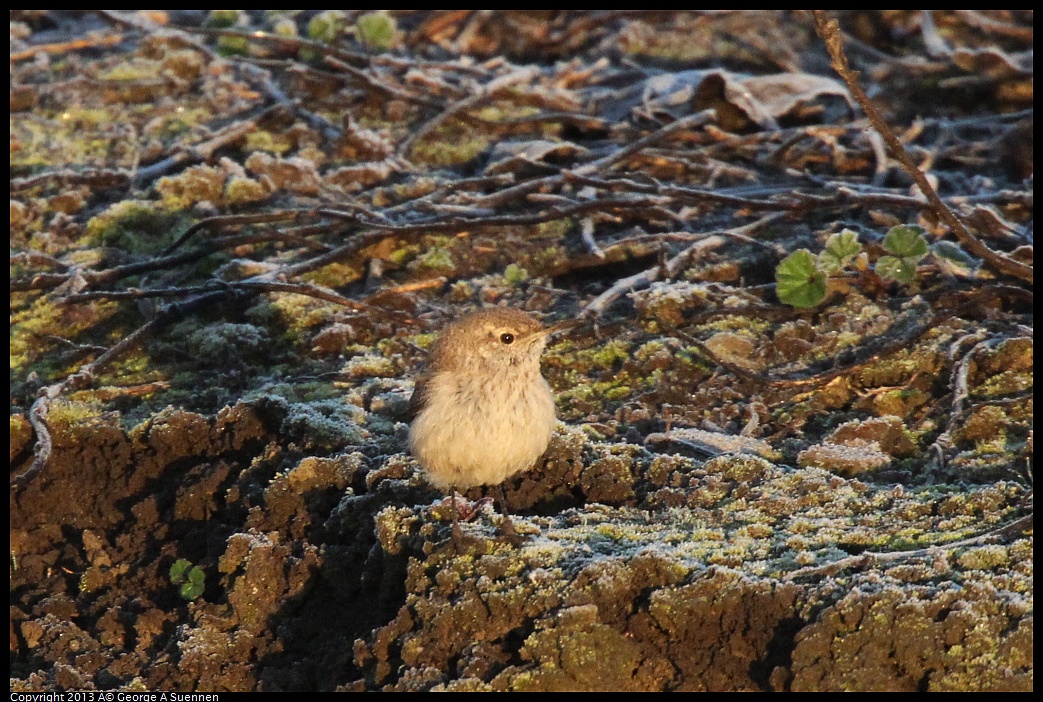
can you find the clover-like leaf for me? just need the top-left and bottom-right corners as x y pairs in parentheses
(875, 255), (917, 283)
(882, 225), (929, 260)
(170, 559), (205, 600)
(776, 249), (828, 308)
(169, 558), (191, 585)
(180, 566), (206, 601)
(818, 229), (863, 273)
(876, 225), (929, 283)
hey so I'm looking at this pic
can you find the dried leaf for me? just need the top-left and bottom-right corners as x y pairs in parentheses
(951, 46), (1032, 78)
(484, 139), (589, 175)
(633, 69), (853, 129)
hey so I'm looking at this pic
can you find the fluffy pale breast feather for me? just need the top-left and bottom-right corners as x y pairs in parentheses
(409, 366), (556, 490)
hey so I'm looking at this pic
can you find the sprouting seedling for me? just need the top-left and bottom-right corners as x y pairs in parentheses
(169, 559), (206, 601)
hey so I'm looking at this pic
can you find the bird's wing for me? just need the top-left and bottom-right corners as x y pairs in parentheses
(407, 370), (432, 421)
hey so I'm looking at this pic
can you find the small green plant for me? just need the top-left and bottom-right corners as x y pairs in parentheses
(775, 249), (828, 309)
(308, 10), (347, 44)
(504, 263), (529, 286)
(169, 559), (206, 601)
(204, 10), (242, 29)
(817, 229), (863, 274)
(775, 225), (934, 308)
(875, 224), (930, 283)
(203, 10), (250, 56)
(355, 12), (398, 51)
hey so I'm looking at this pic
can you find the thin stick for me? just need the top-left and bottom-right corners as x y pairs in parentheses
(582, 213), (783, 317)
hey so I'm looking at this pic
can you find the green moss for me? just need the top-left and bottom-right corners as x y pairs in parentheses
(704, 454), (775, 483)
(264, 294), (337, 343)
(57, 107), (113, 128)
(216, 35), (250, 57)
(410, 333), (438, 349)
(145, 108), (213, 140)
(855, 348), (940, 388)
(83, 200), (187, 254)
(590, 340), (630, 369)
(870, 388), (930, 418)
(10, 297), (122, 372)
(302, 261), (364, 288)
(504, 263), (529, 286)
(343, 354), (397, 379)
(410, 246), (456, 275)
(204, 10), (242, 28)
(244, 129), (295, 155)
(955, 542), (1005, 567)
(696, 315), (771, 337)
(13, 105), (138, 170)
(100, 353), (152, 384)
(47, 399), (109, 428)
(603, 386), (632, 401)
(96, 58), (163, 82)
(973, 435), (1009, 455)
(531, 245), (567, 271)
(224, 176), (269, 204)
(557, 377), (635, 417)
(308, 10), (347, 43)
(409, 124), (490, 167)
(533, 218), (574, 239)
(976, 368), (1033, 397)
(355, 12), (398, 51)
(634, 340), (669, 362)
(545, 339), (633, 375)
(155, 165), (227, 209)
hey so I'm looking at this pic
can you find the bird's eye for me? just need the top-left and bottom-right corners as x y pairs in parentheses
(500, 333), (514, 345)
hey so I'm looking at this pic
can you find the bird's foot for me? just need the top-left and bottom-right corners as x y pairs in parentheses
(494, 514), (529, 547)
(433, 496), (494, 523)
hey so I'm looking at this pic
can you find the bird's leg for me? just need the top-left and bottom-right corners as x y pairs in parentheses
(450, 488), (463, 542)
(492, 484), (523, 545)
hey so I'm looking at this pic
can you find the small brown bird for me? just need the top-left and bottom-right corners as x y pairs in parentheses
(408, 308), (566, 541)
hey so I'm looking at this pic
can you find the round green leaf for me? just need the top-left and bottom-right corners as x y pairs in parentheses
(776, 249), (828, 308)
(819, 229), (863, 273)
(180, 581), (204, 601)
(875, 255), (917, 283)
(882, 225), (928, 260)
(169, 559), (191, 584)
